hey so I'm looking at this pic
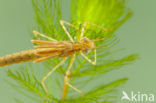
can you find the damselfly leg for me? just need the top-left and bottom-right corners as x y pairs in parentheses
(33, 30), (57, 41)
(60, 20), (79, 42)
(41, 57), (67, 99)
(80, 22), (110, 65)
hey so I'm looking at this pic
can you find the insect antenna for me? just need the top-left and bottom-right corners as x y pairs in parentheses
(91, 38), (109, 49)
(93, 46), (108, 49)
(91, 38), (105, 42)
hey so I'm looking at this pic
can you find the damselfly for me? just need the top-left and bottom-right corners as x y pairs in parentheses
(0, 20), (111, 100)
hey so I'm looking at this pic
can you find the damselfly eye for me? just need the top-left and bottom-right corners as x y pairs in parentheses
(82, 37), (89, 42)
(84, 49), (91, 54)
(84, 49), (89, 53)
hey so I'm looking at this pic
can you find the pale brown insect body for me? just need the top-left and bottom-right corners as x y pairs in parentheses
(0, 20), (110, 100)
(0, 49), (40, 67)
(0, 37), (95, 67)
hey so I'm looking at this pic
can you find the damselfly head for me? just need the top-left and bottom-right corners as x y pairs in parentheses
(81, 37), (95, 49)
(81, 37), (108, 53)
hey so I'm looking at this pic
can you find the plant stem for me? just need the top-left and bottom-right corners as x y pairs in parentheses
(62, 79), (68, 100)
(62, 54), (75, 100)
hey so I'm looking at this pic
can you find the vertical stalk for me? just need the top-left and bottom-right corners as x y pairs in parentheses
(62, 54), (75, 100)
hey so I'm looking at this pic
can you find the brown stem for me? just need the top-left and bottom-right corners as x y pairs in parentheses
(62, 77), (69, 100)
(62, 54), (75, 100)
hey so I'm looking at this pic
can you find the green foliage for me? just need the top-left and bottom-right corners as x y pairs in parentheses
(6, 0), (138, 103)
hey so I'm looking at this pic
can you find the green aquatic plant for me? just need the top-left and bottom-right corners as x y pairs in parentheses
(6, 0), (138, 103)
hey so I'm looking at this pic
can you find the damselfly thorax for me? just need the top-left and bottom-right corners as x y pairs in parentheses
(34, 37), (95, 56)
